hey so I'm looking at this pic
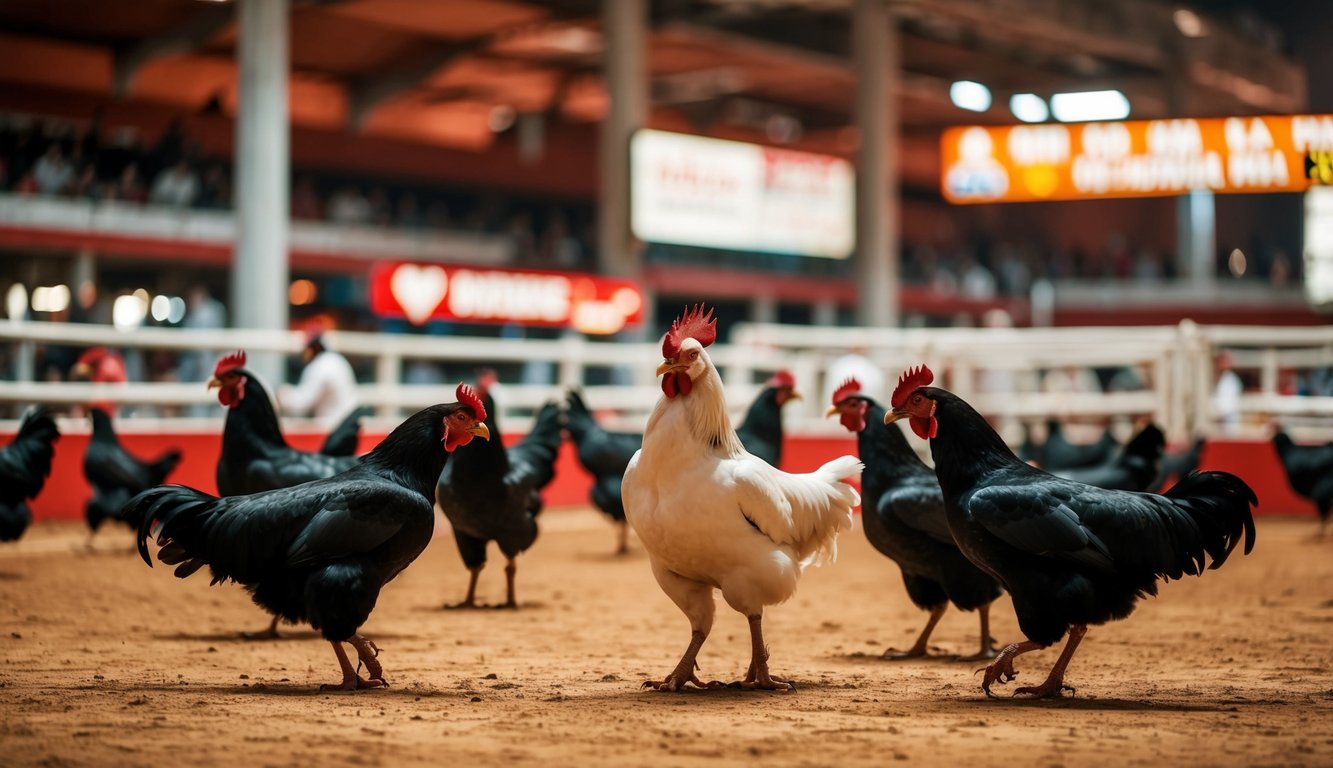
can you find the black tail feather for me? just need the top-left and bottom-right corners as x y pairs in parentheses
(1162, 470), (1258, 576)
(147, 449), (183, 485)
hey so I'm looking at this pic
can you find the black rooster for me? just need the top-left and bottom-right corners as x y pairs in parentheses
(0, 407), (60, 542)
(1056, 423), (1164, 492)
(437, 378), (564, 608)
(828, 378), (1002, 660)
(84, 408), (182, 538)
(886, 365), (1256, 698)
(1272, 431), (1333, 535)
(563, 388), (642, 555)
(318, 407), (370, 458)
(735, 369), (800, 468)
(210, 351), (360, 497)
(1152, 435), (1206, 492)
(128, 387), (489, 690)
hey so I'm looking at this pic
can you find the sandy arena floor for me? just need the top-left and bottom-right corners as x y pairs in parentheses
(1, 510), (1330, 767)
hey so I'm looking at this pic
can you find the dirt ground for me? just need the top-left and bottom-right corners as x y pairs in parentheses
(1, 510), (1330, 768)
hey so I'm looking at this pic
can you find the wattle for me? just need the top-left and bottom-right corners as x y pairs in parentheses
(661, 372), (692, 398)
(910, 415), (937, 439)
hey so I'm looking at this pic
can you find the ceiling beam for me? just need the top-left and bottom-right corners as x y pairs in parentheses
(110, 3), (235, 99)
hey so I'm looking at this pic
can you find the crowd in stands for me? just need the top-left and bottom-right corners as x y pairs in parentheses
(0, 111), (1305, 291)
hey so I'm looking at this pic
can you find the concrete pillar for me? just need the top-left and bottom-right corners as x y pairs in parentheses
(813, 299), (838, 327)
(232, 0), (290, 384)
(1178, 189), (1216, 289)
(750, 294), (778, 325)
(598, 0), (647, 279)
(852, 0), (900, 327)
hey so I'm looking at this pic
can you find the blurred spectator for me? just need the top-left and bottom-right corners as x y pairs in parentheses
(33, 144), (74, 194)
(71, 165), (99, 200)
(196, 164), (230, 209)
(959, 256), (997, 300)
(179, 285), (226, 415)
(396, 192), (426, 229)
(107, 163), (147, 203)
(367, 186), (392, 227)
(328, 185), (371, 224)
(149, 159), (200, 207)
(507, 211), (537, 263)
(280, 331), (359, 428)
(292, 176), (322, 220)
(1212, 350), (1243, 435)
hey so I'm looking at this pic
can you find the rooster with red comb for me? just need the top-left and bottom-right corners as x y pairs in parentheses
(885, 364), (1256, 698)
(623, 305), (862, 691)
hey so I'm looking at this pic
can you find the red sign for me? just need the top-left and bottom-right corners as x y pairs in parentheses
(370, 263), (644, 334)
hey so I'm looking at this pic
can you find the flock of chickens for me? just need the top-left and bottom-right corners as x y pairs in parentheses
(0, 303), (1328, 698)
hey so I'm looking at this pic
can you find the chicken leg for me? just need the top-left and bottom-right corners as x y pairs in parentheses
(1012, 624), (1086, 699)
(643, 630), (725, 692)
(979, 639), (1044, 697)
(321, 641), (386, 691)
(241, 615), (281, 640)
(883, 604), (946, 660)
(446, 567), (483, 609)
(499, 558), (518, 609)
(958, 603), (998, 661)
(615, 521), (630, 556)
(736, 613), (792, 691)
(348, 634), (386, 686)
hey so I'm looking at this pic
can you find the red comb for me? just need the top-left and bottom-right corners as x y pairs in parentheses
(768, 369), (796, 389)
(456, 383), (487, 422)
(662, 304), (717, 359)
(830, 377), (862, 405)
(476, 368), (498, 395)
(891, 365), (934, 408)
(213, 350), (246, 377)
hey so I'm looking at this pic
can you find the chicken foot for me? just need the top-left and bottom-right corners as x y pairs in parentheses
(958, 603), (998, 661)
(321, 641), (387, 691)
(978, 639), (1044, 697)
(241, 615), (281, 640)
(499, 558), (518, 609)
(1012, 624), (1085, 699)
(349, 634), (386, 685)
(643, 630), (725, 692)
(615, 521), (630, 556)
(734, 614), (793, 691)
(883, 604), (947, 660)
(446, 567), (483, 609)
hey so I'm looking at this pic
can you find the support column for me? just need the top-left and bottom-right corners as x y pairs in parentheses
(598, 0), (647, 280)
(232, 0), (290, 385)
(853, 0), (899, 327)
(1177, 189), (1216, 289)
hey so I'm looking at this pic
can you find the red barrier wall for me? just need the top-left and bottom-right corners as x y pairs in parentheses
(5, 429), (1318, 523)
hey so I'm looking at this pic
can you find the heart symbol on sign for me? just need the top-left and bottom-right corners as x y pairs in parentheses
(390, 264), (448, 325)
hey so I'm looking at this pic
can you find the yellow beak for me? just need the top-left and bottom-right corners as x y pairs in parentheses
(787, 389), (803, 402)
(656, 361), (680, 377)
(824, 404), (840, 418)
(72, 362), (92, 379)
(468, 423), (491, 441)
(207, 377), (222, 390)
(883, 410), (907, 425)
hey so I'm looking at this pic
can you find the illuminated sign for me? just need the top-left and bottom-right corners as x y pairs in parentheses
(370, 263), (644, 335)
(1304, 188), (1333, 307)
(941, 115), (1333, 203)
(630, 129), (855, 259)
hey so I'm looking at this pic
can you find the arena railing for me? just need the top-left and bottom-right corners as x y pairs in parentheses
(0, 319), (1330, 442)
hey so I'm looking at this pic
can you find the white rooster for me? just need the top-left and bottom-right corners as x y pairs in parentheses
(623, 305), (862, 691)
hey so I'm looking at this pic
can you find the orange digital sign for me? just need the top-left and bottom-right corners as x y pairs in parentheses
(941, 115), (1333, 204)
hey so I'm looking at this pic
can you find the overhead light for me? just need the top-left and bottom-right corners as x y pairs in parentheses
(151, 294), (171, 322)
(1009, 93), (1050, 123)
(167, 296), (186, 324)
(289, 279), (318, 306)
(31, 284), (70, 314)
(1050, 89), (1130, 123)
(1173, 8), (1205, 37)
(113, 293), (148, 332)
(950, 80), (992, 113)
(488, 105), (516, 133)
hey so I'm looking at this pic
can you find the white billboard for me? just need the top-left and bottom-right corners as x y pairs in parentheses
(630, 129), (855, 259)
(1304, 186), (1333, 307)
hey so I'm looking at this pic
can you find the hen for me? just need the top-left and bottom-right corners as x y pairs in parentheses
(1271, 431), (1333, 535)
(828, 378), (1001, 660)
(1036, 420), (1119, 471)
(128, 386), (489, 690)
(735, 370), (800, 468)
(0, 407), (60, 542)
(623, 305), (861, 691)
(563, 388), (642, 554)
(886, 365), (1255, 698)
(437, 376), (564, 608)
(1054, 422), (1164, 492)
(1152, 436), (1205, 492)
(84, 408), (182, 538)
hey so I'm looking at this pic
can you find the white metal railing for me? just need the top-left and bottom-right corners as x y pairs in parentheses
(1, 319), (1330, 442)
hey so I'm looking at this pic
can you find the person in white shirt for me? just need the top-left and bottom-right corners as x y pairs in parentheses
(149, 160), (199, 207)
(279, 332), (359, 428)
